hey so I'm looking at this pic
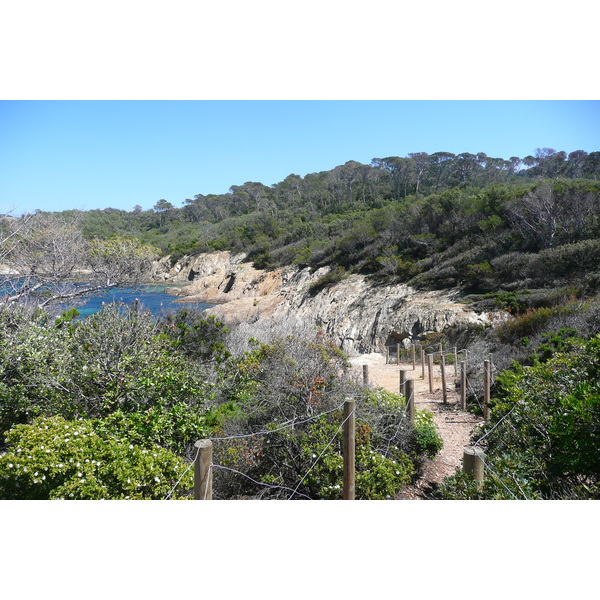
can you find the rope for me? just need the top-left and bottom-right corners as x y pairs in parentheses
(210, 401), (346, 441)
(211, 464), (313, 500)
(287, 406), (355, 500)
(472, 400), (520, 447)
(477, 452), (524, 500)
(164, 444), (200, 500)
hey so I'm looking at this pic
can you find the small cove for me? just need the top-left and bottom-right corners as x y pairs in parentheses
(74, 284), (214, 318)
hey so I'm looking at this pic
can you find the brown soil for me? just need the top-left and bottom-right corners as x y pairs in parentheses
(350, 353), (483, 500)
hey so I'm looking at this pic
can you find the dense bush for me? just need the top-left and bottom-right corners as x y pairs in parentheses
(0, 416), (193, 499)
(0, 303), (220, 455)
(437, 335), (600, 499)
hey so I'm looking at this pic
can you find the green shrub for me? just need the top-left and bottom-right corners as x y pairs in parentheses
(0, 416), (193, 499)
(0, 303), (218, 455)
(439, 335), (600, 499)
(413, 409), (443, 458)
(215, 412), (414, 500)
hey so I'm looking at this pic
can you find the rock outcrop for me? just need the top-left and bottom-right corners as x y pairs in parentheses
(154, 251), (490, 356)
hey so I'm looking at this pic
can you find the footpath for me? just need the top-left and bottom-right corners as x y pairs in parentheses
(350, 353), (483, 499)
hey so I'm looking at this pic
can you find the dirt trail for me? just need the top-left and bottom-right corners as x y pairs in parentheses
(350, 353), (483, 499)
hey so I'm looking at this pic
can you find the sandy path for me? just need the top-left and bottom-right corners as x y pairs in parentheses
(350, 353), (483, 499)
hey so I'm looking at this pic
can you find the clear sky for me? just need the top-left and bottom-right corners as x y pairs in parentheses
(1, 100), (599, 216)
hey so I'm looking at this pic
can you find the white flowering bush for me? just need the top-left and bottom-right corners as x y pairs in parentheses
(0, 416), (193, 499)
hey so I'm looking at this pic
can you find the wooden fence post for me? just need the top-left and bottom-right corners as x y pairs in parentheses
(194, 439), (213, 500)
(440, 353), (447, 404)
(396, 343), (400, 365)
(399, 369), (406, 397)
(412, 344), (416, 370)
(460, 360), (467, 410)
(453, 346), (458, 377)
(363, 364), (369, 386)
(463, 447), (485, 487)
(421, 346), (425, 379)
(483, 359), (490, 421)
(343, 398), (355, 500)
(427, 353), (433, 393)
(405, 378), (415, 423)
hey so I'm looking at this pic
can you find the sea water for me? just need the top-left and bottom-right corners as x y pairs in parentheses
(74, 284), (213, 318)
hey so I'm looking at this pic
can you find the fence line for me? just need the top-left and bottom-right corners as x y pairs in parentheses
(212, 464), (313, 500)
(210, 401), (346, 442)
(166, 344), (500, 499)
(164, 444), (201, 500)
(287, 403), (355, 500)
(163, 400), (350, 500)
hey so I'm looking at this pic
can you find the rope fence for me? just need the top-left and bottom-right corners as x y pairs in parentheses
(385, 341), (511, 493)
(164, 338), (508, 500)
(164, 399), (357, 501)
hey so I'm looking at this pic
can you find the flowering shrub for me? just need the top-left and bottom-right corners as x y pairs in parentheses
(0, 416), (193, 499)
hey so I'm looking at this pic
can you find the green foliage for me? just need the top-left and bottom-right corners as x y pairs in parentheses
(440, 335), (600, 499)
(216, 411), (414, 500)
(496, 300), (584, 345)
(0, 416), (192, 499)
(0, 303), (218, 456)
(160, 309), (230, 363)
(212, 334), (437, 499)
(413, 409), (444, 458)
(536, 328), (579, 362)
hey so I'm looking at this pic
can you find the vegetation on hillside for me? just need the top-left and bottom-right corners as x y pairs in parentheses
(34, 149), (600, 299)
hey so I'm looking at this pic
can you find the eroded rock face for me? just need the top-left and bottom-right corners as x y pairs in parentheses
(156, 252), (490, 355)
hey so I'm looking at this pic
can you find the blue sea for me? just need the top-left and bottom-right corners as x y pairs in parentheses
(74, 284), (213, 318)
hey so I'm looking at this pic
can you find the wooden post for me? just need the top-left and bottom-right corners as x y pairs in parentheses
(427, 353), (433, 393)
(463, 447), (485, 487)
(421, 347), (425, 379)
(405, 378), (415, 423)
(453, 346), (458, 377)
(194, 439), (213, 500)
(439, 342), (443, 361)
(412, 344), (416, 370)
(363, 364), (369, 386)
(464, 349), (468, 365)
(343, 398), (355, 500)
(460, 360), (467, 410)
(483, 359), (490, 421)
(396, 343), (400, 365)
(399, 369), (406, 397)
(440, 353), (447, 404)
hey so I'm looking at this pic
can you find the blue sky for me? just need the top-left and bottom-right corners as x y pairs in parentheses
(1, 100), (599, 216)
(1, 4), (599, 216)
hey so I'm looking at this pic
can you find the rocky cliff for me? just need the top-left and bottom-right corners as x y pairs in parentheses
(152, 252), (491, 356)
